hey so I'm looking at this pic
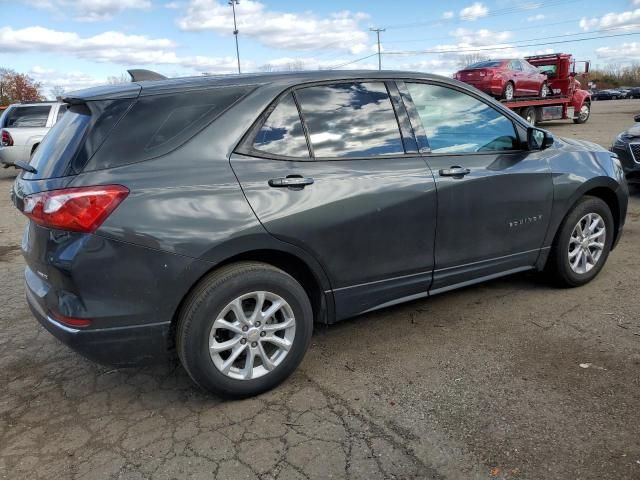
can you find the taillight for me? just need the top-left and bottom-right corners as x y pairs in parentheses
(22, 185), (129, 233)
(1, 129), (13, 147)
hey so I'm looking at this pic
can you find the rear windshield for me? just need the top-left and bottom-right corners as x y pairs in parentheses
(466, 61), (504, 69)
(2, 105), (51, 128)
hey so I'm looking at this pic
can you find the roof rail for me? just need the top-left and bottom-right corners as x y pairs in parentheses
(127, 69), (167, 82)
(19, 100), (57, 104)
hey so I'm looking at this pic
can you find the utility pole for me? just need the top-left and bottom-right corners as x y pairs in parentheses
(229, 0), (241, 74)
(370, 28), (385, 71)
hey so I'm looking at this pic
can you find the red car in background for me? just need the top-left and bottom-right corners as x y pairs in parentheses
(455, 59), (549, 100)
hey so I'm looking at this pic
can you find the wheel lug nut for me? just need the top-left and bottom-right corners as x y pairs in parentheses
(242, 325), (248, 332)
(251, 341), (257, 347)
(255, 321), (261, 327)
(260, 331), (266, 337)
(240, 338), (246, 345)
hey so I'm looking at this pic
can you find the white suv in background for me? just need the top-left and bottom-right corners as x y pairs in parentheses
(0, 102), (66, 169)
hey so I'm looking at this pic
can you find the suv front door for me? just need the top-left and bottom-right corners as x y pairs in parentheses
(398, 81), (553, 293)
(231, 81), (438, 320)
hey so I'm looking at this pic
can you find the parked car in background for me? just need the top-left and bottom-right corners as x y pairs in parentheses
(611, 113), (640, 184)
(0, 101), (66, 168)
(12, 70), (627, 397)
(626, 87), (640, 99)
(455, 58), (549, 100)
(592, 89), (623, 100)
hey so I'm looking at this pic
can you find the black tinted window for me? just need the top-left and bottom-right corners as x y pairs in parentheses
(467, 60), (503, 68)
(4, 105), (50, 127)
(295, 82), (404, 158)
(406, 83), (518, 153)
(253, 93), (309, 158)
(86, 85), (253, 171)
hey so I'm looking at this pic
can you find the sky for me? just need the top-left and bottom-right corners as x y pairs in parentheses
(1, 0), (640, 97)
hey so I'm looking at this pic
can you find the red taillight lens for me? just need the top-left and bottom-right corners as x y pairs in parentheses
(22, 185), (129, 233)
(1, 129), (13, 147)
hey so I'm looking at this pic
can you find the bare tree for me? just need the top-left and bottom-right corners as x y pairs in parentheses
(49, 85), (66, 100)
(106, 73), (131, 84)
(258, 60), (306, 73)
(457, 53), (490, 69)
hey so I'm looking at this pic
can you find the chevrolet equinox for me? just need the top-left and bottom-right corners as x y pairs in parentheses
(12, 71), (628, 397)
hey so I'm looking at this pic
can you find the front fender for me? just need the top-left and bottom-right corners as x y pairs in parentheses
(571, 89), (591, 111)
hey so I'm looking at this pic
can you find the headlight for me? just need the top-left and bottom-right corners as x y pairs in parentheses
(611, 154), (625, 182)
(613, 133), (628, 148)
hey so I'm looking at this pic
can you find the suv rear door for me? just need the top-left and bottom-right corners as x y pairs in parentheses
(231, 81), (438, 320)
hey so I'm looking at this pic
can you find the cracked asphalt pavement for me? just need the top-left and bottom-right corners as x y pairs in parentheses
(1, 100), (639, 480)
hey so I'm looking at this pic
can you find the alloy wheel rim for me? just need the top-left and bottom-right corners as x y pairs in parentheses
(505, 84), (514, 100)
(568, 212), (606, 274)
(579, 105), (589, 121)
(540, 85), (547, 97)
(209, 291), (296, 380)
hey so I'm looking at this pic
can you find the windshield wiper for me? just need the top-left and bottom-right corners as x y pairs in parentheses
(13, 161), (37, 174)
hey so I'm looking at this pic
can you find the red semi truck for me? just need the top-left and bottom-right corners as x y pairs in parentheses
(500, 53), (591, 125)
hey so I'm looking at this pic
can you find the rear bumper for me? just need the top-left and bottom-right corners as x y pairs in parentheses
(462, 79), (504, 96)
(0, 146), (27, 167)
(26, 280), (172, 366)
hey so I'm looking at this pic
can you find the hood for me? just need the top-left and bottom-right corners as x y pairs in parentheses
(557, 136), (607, 152)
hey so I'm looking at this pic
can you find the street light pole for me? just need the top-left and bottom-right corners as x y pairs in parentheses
(370, 28), (385, 71)
(229, 0), (241, 74)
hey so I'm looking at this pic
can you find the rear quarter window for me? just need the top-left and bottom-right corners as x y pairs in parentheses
(84, 85), (254, 172)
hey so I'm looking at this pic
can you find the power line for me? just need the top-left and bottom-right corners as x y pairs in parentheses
(327, 53), (379, 70)
(383, 31), (640, 56)
(370, 28), (386, 70)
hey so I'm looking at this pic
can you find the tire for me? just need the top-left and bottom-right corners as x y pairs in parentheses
(546, 196), (614, 287)
(521, 106), (537, 125)
(177, 261), (313, 398)
(573, 102), (590, 124)
(502, 81), (515, 101)
(539, 82), (548, 98)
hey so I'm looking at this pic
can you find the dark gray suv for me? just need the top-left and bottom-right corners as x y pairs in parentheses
(12, 71), (628, 397)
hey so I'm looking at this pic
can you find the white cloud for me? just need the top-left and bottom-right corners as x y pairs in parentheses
(177, 0), (370, 53)
(596, 41), (640, 60)
(165, 1), (182, 8)
(25, 0), (151, 22)
(0, 26), (240, 73)
(443, 11), (455, 19)
(450, 28), (512, 46)
(579, 9), (640, 30)
(460, 2), (489, 21)
(527, 14), (545, 21)
(29, 66), (106, 96)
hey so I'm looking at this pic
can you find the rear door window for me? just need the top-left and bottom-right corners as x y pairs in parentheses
(252, 93), (310, 158)
(294, 82), (405, 158)
(4, 105), (51, 127)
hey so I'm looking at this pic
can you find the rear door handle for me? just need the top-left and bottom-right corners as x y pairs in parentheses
(268, 176), (314, 188)
(439, 166), (470, 177)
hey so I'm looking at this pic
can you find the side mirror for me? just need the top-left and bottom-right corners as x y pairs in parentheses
(634, 114), (640, 123)
(527, 127), (554, 150)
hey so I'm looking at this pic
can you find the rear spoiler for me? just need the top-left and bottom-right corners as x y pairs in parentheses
(127, 69), (167, 82)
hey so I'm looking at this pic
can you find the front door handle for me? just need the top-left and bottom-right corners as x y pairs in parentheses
(439, 166), (470, 177)
(268, 176), (314, 188)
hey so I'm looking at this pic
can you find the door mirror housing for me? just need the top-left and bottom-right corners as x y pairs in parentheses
(633, 114), (640, 123)
(527, 127), (554, 150)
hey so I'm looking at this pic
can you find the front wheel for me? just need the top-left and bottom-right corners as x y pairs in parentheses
(177, 262), (313, 398)
(573, 102), (590, 124)
(539, 82), (549, 98)
(546, 196), (614, 287)
(502, 82), (515, 101)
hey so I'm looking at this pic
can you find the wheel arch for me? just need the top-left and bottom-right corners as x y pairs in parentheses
(168, 244), (335, 350)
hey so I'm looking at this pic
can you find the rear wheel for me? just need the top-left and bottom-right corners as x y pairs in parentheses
(546, 196), (613, 287)
(503, 81), (515, 101)
(573, 102), (590, 124)
(521, 106), (537, 125)
(177, 262), (313, 398)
